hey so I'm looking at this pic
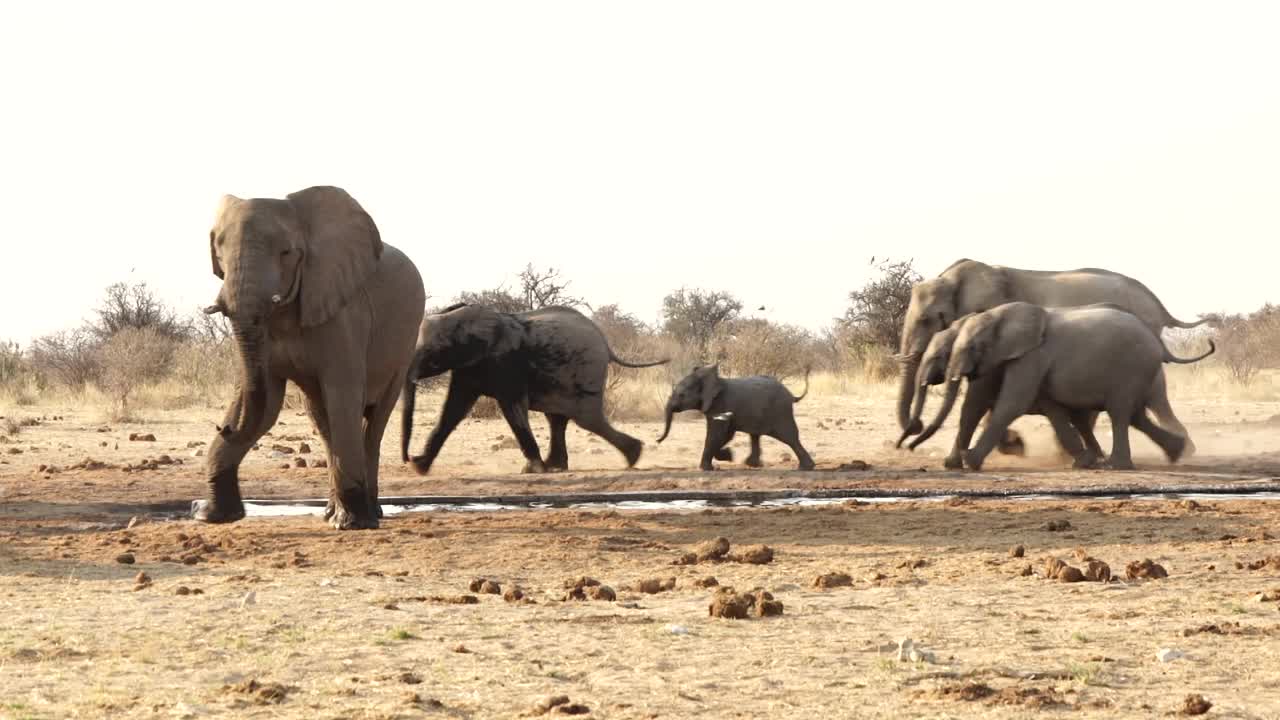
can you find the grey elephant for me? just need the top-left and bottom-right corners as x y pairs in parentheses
(656, 364), (815, 471)
(897, 313), (1102, 468)
(914, 302), (1214, 471)
(195, 186), (425, 530)
(895, 259), (1207, 454)
(401, 304), (668, 474)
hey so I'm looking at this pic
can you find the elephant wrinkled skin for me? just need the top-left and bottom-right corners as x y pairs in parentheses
(196, 186), (425, 530)
(917, 302), (1214, 472)
(894, 258), (1207, 454)
(402, 304), (667, 475)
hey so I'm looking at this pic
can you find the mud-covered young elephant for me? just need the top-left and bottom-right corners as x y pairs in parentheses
(655, 364), (815, 471)
(894, 259), (1208, 454)
(915, 302), (1214, 471)
(402, 304), (668, 474)
(194, 186), (425, 530)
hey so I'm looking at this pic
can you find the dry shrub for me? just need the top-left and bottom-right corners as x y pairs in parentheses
(28, 328), (101, 390)
(96, 327), (177, 420)
(714, 319), (814, 379)
(166, 338), (238, 407)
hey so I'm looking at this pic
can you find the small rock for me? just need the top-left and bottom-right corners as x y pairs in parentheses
(452, 644), (470, 654)
(730, 545), (774, 565)
(694, 537), (731, 562)
(1019, 564), (1034, 577)
(299, 442), (311, 454)
(535, 696), (572, 715)
(190, 448), (205, 458)
(586, 585), (616, 602)
(694, 576), (719, 588)
(128, 433), (157, 442)
(634, 577), (676, 594)
(115, 553), (136, 565)
(1156, 648), (1185, 663)
(1127, 559), (1169, 581)
(175, 586), (192, 596)
(835, 460), (869, 471)
(468, 578), (502, 594)
(270, 444), (295, 455)
(1083, 559), (1112, 582)
(1009, 544), (1025, 558)
(813, 572), (854, 589)
(127, 516), (145, 529)
(312, 458), (328, 468)
(134, 571), (152, 588)
(293, 457), (307, 468)
(1180, 694), (1212, 716)
(240, 591), (257, 609)
(668, 624), (689, 635)
(1058, 566), (1085, 583)
(896, 637), (914, 661)
(1045, 520), (1072, 532)
(502, 588), (525, 603)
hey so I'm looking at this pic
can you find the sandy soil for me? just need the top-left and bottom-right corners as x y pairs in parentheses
(2, 389), (1279, 718)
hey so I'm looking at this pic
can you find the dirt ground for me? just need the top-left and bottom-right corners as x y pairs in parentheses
(2, 388), (1280, 718)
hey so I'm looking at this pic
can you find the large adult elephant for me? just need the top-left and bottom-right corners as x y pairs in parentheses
(895, 259), (1207, 453)
(194, 186), (425, 530)
(401, 304), (668, 475)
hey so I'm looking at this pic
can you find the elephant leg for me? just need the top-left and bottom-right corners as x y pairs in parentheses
(498, 395), (545, 474)
(1068, 410), (1105, 468)
(744, 434), (763, 468)
(1147, 371), (1195, 457)
(196, 377), (287, 524)
(966, 365), (1039, 472)
(299, 381), (343, 521)
(322, 380), (379, 530)
(410, 377), (479, 476)
(698, 416), (734, 471)
(773, 418), (815, 471)
(948, 379), (992, 470)
(543, 413), (570, 472)
(572, 405), (644, 468)
(360, 376), (402, 520)
(1132, 410), (1186, 464)
(1039, 401), (1086, 466)
(1105, 400), (1136, 471)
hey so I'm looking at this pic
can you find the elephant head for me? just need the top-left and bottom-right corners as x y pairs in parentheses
(656, 364), (724, 443)
(399, 303), (520, 461)
(910, 302), (1047, 450)
(895, 314), (972, 448)
(895, 260), (1009, 437)
(209, 186), (382, 441)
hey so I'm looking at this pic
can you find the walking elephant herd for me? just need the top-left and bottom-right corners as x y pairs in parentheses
(194, 185), (1217, 530)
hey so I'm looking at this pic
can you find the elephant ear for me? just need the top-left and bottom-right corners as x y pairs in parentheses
(208, 194), (242, 280)
(988, 302), (1048, 370)
(699, 364), (724, 413)
(287, 186), (384, 328)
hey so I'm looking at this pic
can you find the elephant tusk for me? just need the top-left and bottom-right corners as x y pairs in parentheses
(950, 376), (960, 383)
(271, 294), (283, 304)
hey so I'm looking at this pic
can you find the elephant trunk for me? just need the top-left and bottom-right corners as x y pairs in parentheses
(400, 366), (418, 463)
(908, 378), (961, 450)
(896, 380), (932, 448)
(896, 354), (923, 436)
(225, 313), (269, 441)
(656, 399), (676, 443)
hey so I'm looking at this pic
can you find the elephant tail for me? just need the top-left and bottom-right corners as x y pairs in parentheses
(790, 366), (812, 403)
(1164, 339), (1215, 365)
(1167, 314), (1212, 330)
(609, 349), (670, 369)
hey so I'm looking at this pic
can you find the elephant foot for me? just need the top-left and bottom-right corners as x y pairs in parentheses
(797, 459), (816, 471)
(1164, 436), (1187, 464)
(699, 462), (718, 472)
(543, 460), (569, 473)
(1105, 458), (1136, 471)
(192, 480), (245, 524)
(522, 458), (547, 474)
(996, 429), (1026, 457)
(962, 449), (986, 472)
(329, 489), (379, 530)
(943, 453), (964, 470)
(714, 447), (734, 462)
(1072, 452), (1103, 470)
(621, 438), (643, 468)
(191, 497), (246, 524)
(744, 455), (762, 468)
(409, 455), (433, 476)
(1181, 438), (1197, 459)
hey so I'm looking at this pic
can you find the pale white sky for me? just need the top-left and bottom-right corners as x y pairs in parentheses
(2, 2), (1278, 344)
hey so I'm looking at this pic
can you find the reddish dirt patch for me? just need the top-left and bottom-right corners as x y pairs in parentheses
(730, 545), (774, 565)
(633, 577), (677, 594)
(225, 679), (296, 706)
(813, 572), (854, 589)
(1180, 694), (1212, 715)
(709, 588), (784, 619)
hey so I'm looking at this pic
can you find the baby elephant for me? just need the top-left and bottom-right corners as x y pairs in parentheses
(657, 364), (815, 471)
